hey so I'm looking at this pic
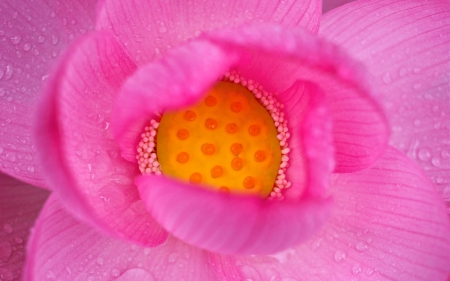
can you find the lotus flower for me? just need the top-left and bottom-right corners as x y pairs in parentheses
(1, 0), (449, 280)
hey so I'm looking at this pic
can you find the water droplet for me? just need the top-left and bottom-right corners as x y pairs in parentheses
(0, 242), (12, 261)
(382, 72), (391, 84)
(46, 270), (56, 280)
(51, 35), (59, 45)
(114, 268), (155, 281)
(418, 148), (431, 161)
(352, 264), (362, 275)
(10, 35), (21, 45)
(22, 43), (31, 51)
(3, 223), (13, 234)
(334, 250), (346, 262)
(87, 276), (95, 281)
(0, 147), (3, 154)
(167, 252), (179, 263)
(310, 238), (322, 250)
(398, 68), (407, 76)
(96, 257), (104, 266)
(240, 265), (261, 280)
(431, 157), (441, 167)
(27, 166), (35, 173)
(355, 241), (368, 251)
(111, 268), (120, 277)
(109, 174), (133, 185)
(6, 153), (16, 162)
(0, 268), (13, 281)
(37, 36), (45, 43)
(413, 67), (421, 74)
(158, 23), (167, 33)
(269, 248), (295, 263)
(13, 237), (23, 244)
(65, 266), (72, 275)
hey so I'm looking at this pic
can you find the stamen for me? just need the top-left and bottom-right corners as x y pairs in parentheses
(137, 70), (291, 200)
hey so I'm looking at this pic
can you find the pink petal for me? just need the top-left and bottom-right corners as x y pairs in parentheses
(117, 36), (335, 254)
(322, 0), (356, 13)
(0, 0), (98, 188)
(204, 24), (389, 172)
(95, 0), (321, 64)
(112, 40), (236, 157)
(36, 31), (167, 246)
(137, 175), (333, 255)
(320, 1), (450, 203)
(0, 172), (49, 281)
(278, 81), (334, 199)
(210, 147), (450, 281)
(25, 195), (219, 281)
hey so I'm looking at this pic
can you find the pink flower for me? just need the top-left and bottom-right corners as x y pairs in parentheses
(1, 0), (449, 280)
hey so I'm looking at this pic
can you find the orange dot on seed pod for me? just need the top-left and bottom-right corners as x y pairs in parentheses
(243, 176), (255, 189)
(248, 124), (260, 136)
(190, 172), (202, 184)
(231, 157), (243, 171)
(254, 150), (266, 162)
(177, 129), (189, 140)
(230, 143), (242, 156)
(205, 118), (218, 130)
(176, 152), (189, 163)
(211, 165), (224, 178)
(184, 110), (196, 121)
(231, 102), (242, 112)
(201, 143), (216, 155)
(226, 123), (238, 134)
(205, 95), (217, 106)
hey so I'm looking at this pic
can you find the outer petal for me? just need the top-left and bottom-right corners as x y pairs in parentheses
(210, 147), (450, 281)
(322, 0), (356, 13)
(204, 24), (389, 172)
(0, 0), (98, 188)
(0, 172), (49, 281)
(137, 175), (332, 255)
(112, 40), (237, 158)
(320, 1), (450, 202)
(25, 195), (219, 281)
(36, 31), (167, 246)
(95, 0), (321, 64)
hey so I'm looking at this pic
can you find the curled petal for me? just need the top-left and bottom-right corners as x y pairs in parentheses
(36, 31), (167, 246)
(112, 40), (237, 160)
(204, 24), (389, 173)
(210, 147), (450, 281)
(137, 175), (333, 255)
(120, 51), (335, 254)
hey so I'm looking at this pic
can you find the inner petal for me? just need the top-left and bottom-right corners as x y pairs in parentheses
(138, 75), (292, 198)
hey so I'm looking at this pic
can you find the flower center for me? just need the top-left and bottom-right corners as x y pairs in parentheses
(137, 73), (291, 199)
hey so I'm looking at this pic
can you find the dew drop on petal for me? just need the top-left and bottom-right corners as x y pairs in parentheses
(2, 223), (13, 234)
(352, 264), (362, 275)
(111, 268), (120, 277)
(0, 242), (12, 261)
(10, 35), (21, 45)
(0, 268), (13, 281)
(114, 268), (155, 281)
(334, 250), (346, 262)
